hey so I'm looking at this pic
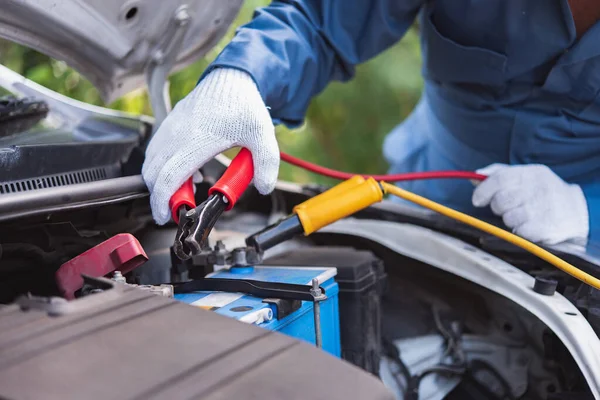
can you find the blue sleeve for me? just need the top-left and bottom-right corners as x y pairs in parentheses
(201, 0), (424, 127)
(582, 182), (600, 241)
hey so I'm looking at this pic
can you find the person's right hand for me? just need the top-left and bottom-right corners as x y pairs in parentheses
(142, 68), (280, 225)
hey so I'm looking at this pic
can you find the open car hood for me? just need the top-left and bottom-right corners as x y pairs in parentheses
(0, 0), (243, 104)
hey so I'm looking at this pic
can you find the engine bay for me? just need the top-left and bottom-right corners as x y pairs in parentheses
(1, 169), (599, 399)
(0, 58), (600, 400)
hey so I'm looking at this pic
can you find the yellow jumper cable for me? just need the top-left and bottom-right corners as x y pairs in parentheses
(287, 176), (600, 290)
(381, 182), (600, 290)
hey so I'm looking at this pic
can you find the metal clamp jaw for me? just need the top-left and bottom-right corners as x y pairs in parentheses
(173, 192), (229, 260)
(170, 148), (255, 261)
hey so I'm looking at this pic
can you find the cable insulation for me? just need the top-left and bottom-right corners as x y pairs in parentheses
(280, 152), (486, 182)
(381, 182), (600, 290)
(271, 151), (598, 290)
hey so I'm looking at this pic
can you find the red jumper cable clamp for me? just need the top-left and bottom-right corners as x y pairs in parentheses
(170, 148), (254, 261)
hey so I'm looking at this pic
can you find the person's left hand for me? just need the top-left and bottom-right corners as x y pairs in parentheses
(472, 164), (589, 245)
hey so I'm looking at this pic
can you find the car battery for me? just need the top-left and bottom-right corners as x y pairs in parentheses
(264, 246), (387, 376)
(173, 264), (341, 357)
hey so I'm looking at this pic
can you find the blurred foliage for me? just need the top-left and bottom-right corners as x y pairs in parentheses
(0, 0), (423, 184)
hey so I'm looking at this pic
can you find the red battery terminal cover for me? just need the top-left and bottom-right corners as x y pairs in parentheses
(55, 234), (148, 300)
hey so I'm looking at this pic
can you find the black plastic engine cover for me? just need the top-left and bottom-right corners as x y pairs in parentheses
(0, 277), (393, 400)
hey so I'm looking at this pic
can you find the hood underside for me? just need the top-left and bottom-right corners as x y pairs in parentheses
(0, 0), (243, 103)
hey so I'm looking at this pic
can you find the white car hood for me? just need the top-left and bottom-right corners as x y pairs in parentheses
(0, 0), (243, 103)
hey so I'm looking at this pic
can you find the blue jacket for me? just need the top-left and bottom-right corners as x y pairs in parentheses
(203, 0), (600, 240)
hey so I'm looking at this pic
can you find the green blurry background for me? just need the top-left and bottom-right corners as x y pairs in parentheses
(0, 0), (423, 185)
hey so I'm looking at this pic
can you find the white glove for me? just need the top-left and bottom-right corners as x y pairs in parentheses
(472, 164), (589, 245)
(142, 68), (280, 225)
